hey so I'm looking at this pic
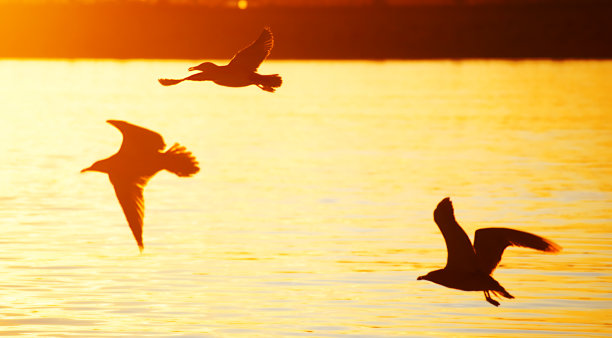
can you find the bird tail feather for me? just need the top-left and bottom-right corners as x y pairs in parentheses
(490, 279), (514, 299)
(164, 143), (200, 177)
(492, 288), (514, 299)
(254, 74), (282, 92)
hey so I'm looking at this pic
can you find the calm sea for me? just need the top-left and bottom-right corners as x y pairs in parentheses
(0, 60), (610, 337)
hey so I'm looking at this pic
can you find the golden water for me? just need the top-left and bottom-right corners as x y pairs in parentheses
(0, 60), (610, 336)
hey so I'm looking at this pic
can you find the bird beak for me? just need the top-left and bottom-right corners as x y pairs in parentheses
(188, 66), (196, 71)
(417, 276), (424, 280)
(80, 167), (91, 173)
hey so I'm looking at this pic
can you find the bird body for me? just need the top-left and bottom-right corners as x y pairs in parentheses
(418, 197), (561, 306)
(81, 120), (200, 251)
(418, 268), (513, 306)
(188, 64), (251, 87)
(159, 27), (282, 92)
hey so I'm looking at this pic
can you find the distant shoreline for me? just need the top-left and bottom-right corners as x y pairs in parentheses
(0, 3), (610, 59)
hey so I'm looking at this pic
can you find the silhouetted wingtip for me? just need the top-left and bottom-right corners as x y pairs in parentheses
(544, 240), (562, 253)
(434, 197), (454, 218)
(106, 120), (130, 130)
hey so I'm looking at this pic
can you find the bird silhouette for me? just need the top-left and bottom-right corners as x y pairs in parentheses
(159, 27), (282, 92)
(81, 120), (200, 252)
(417, 197), (561, 306)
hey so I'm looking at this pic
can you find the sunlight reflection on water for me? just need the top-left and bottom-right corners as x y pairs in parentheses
(0, 60), (611, 336)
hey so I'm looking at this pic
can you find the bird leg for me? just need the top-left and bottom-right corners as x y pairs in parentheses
(484, 290), (500, 307)
(256, 84), (275, 92)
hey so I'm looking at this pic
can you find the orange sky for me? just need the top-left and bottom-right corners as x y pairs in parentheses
(0, 0), (609, 59)
(0, 0), (592, 5)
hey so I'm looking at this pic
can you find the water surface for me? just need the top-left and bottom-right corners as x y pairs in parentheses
(0, 60), (611, 336)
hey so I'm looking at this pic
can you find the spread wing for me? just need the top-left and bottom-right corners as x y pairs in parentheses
(227, 27), (274, 72)
(109, 175), (150, 251)
(433, 198), (478, 271)
(107, 120), (165, 155)
(474, 227), (562, 275)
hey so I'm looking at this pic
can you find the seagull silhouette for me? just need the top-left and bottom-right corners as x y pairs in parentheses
(417, 197), (561, 306)
(159, 27), (282, 92)
(81, 120), (200, 252)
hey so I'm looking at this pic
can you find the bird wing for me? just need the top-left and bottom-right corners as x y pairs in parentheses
(474, 227), (561, 275)
(433, 198), (478, 271)
(227, 27), (274, 72)
(109, 175), (149, 251)
(107, 120), (165, 155)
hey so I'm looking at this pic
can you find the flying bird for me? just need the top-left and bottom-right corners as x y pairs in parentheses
(159, 27), (282, 92)
(417, 197), (561, 306)
(81, 120), (200, 252)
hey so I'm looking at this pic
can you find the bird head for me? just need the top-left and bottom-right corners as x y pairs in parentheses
(188, 62), (216, 72)
(81, 159), (111, 174)
(417, 270), (444, 283)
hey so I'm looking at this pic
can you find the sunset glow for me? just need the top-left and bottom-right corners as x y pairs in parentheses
(0, 0), (610, 336)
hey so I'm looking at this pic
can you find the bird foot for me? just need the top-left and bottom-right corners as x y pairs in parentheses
(484, 291), (500, 306)
(256, 84), (275, 92)
(486, 297), (500, 306)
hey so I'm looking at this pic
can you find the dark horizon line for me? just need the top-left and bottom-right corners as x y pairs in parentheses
(0, 0), (609, 6)
(1, 57), (611, 61)
(1, 2), (610, 59)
